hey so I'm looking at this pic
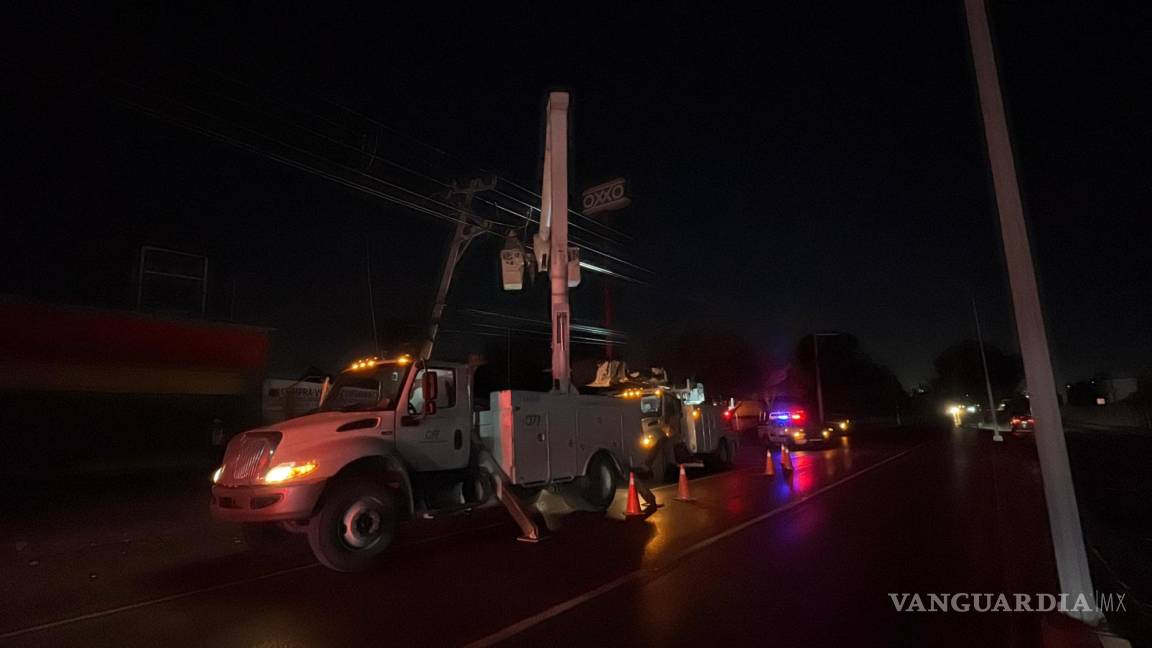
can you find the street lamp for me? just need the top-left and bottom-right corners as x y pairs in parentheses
(812, 332), (843, 424)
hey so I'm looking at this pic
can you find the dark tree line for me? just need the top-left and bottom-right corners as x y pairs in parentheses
(930, 339), (1023, 401)
(781, 334), (907, 418)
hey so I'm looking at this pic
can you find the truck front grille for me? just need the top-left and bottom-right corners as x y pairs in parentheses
(221, 431), (281, 484)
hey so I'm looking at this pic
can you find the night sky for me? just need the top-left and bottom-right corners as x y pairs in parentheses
(4, 1), (1150, 389)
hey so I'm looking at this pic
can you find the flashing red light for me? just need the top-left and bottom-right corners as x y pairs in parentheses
(723, 410), (732, 419)
(790, 410), (807, 422)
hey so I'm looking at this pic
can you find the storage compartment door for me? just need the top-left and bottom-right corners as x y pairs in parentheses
(510, 393), (551, 485)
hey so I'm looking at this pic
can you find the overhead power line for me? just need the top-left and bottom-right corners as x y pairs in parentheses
(106, 78), (651, 283)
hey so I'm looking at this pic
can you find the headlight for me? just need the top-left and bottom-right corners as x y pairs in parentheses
(263, 461), (318, 484)
(641, 434), (656, 448)
(211, 466), (224, 484)
(792, 431), (804, 439)
(838, 421), (848, 431)
(822, 429), (831, 438)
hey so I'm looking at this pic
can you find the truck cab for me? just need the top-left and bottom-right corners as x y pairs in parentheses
(210, 356), (484, 570)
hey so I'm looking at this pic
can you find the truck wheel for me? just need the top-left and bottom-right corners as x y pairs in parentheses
(561, 453), (617, 511)
(649, 457), (669, 484)
(308, 479), (396, 572)
(716, 439), (733, 467)
(241, 522), (292, 552)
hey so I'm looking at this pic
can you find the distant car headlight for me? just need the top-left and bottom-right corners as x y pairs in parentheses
(838, 421), (849, 431)
(211, 466), (224, 484)
(263, 461), (318, 484)
(822, 429), (831, 438)
(792, 431), (804, 439)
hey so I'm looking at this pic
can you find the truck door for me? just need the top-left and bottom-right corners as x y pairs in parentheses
(397, 366), (470, 472)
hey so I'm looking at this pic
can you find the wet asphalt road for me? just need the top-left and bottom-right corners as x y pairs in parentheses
(0, 426), (1072, 647)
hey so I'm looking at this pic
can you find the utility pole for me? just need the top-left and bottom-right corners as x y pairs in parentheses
(972, 297), (1002, 442)
(964, 0), (1100, 622)
(814, 335), (824, 424)
(419, 177), (495, 362)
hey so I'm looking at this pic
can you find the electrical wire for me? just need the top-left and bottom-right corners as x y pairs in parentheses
(110, 77), (651, 279)
(185, 63), (634, 245)
(174, 72), (635, 253)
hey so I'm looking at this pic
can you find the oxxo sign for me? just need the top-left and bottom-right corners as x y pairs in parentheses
(580, 178), (630, 215)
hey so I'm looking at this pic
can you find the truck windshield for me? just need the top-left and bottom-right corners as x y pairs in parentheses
(640, 395), (661, 415)
(321, 363), (410, 412)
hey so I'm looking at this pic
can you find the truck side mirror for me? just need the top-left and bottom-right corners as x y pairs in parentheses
(422, 371), (438, 415)
(426, 366), (437, 401)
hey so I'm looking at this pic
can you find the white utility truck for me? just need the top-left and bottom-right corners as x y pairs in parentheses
(625, 381), (739, 482)
(210, 355), (644, 570)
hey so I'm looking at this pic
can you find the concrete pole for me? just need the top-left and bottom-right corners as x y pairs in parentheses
(419, 179), (492, 362)
(545, 92), (572, 392)
(964, 0), (1100, 622)
(973, 297), (1003, 441)
(814, 335), (825, 423)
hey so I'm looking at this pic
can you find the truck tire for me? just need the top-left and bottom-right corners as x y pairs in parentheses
(649, 456), (669, 484)
(560, 452), (617, 511)
(648, 441), (673, 484)
(308, 478), (397, 572)
(716, 438), (733, 468)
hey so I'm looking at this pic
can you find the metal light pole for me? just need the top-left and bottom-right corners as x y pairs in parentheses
(972, 297), (1003, 442)
(964, 0), (1100, 622)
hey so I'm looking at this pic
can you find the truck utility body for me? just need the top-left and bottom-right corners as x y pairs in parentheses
(480, 390), (643, 487)
(211, 356), (643, 570)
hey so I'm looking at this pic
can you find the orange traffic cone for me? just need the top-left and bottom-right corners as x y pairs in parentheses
(673, 465), (694, 501)
(781, 445), (794, 472)
(625, 471), (645, 517)
(764, 448), (776, 476)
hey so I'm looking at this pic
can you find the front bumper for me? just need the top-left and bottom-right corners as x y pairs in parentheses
(210, 479), (327, 522)
(790, 436), (831, 447)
